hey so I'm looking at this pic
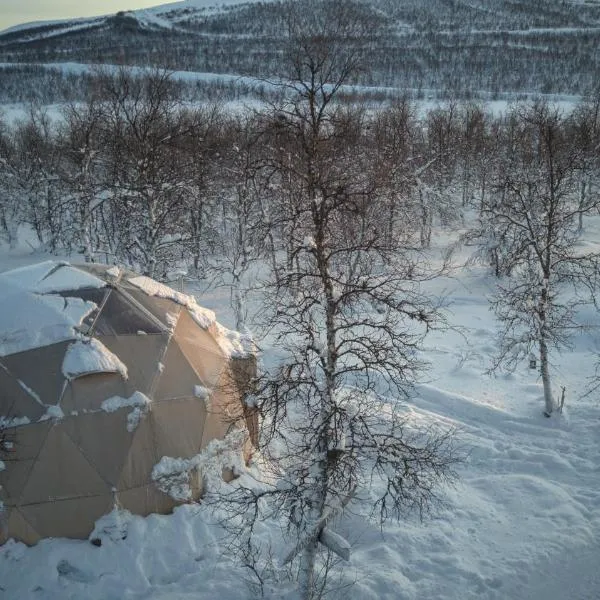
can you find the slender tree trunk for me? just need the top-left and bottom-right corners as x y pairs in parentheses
(80, 200), (93, 262)
(387, 194), (396, 247)
(232, 272), (245, 332)
(419, 188), (431, 248)
(578, 178), (587, 234)
(538, 280), (554, 416)
(539, 333), (554, 416)
(299, 535), (319, 599)
(298, 195), (337, 599)
(297, 383), (330, 599)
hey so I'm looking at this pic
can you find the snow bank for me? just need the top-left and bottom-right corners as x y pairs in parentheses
(89, 508), (132, 545)
(62, 338), (128, 380)
(0, 503), (276, 600)
(152, 430), (246, 501)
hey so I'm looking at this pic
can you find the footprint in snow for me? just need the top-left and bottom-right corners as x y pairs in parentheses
(56, 559), (96, 584)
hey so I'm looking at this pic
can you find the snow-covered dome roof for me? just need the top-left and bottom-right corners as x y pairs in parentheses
(0, 261), (256, 546)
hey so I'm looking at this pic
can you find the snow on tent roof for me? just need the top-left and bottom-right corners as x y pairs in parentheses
(0, 261), (106, 293)
(0, 261), (252, 359)
(62, 338), (129, 381)
(0, 262), (105, 356)
(0, 282), (97, 357)
(128, 275), (216, 329)
(128, 275), (250, 358)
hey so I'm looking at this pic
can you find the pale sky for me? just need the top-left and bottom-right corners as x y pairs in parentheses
(0, 0), (180, 32)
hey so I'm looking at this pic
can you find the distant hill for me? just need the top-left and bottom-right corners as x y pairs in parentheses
(1, 0), (599, 102)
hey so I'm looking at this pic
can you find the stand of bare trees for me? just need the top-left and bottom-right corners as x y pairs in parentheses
(474, 102), (600, 415)
(2, 8), (600, 594)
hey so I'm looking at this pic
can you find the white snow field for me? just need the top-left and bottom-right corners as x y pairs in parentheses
(0, 225), (599, 600)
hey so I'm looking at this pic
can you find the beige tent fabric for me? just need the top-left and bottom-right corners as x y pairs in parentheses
(4, 508), (40, 546)
(0, 371), (45, 423)
(20, 426), (112, 505)
(0, 421), (53, 504)
(20, 494), (114, 539)
(61, 408), (136, 487)
(1, 461), (33, 507)
(200, 388), (233, 450)
(3, 342), (71, 408)
(0, 263), (256, 546)
(152, 340), (204, 401)
(117, 483), (177, 518)
(61, 372), (128, 413)
(173, 311), (226, 387)
(0, 365), (31, 417)
(116, 416), (160, 490)
(151, 397), (206, 459)
(97, 333), (170, 397)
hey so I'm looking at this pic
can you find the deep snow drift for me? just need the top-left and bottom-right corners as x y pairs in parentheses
(0, 228), (599, 599)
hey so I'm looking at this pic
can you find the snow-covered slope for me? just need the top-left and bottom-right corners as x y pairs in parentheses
(1, 0), (599, 99)
(0, 226), (599, 599)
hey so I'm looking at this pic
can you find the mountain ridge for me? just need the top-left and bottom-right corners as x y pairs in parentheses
(1, 0), (599, 100)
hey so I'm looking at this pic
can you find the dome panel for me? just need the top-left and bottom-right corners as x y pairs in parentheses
(1, 420), (54, 504)
(92, 288), (166, 335)
(20, 494), (113, 540)
(96, 334), (169, 397)
(20, 427), (112, 505)
(2, 341), (71, 407)
(118, 483), (177, 517)
(200, 371), (245, 449)
(152, 397), (206, 460)
(1, 508), (40, 546)
(119, 285), (183, 330)
(153, 339), (204, 401)
(62, 408), (136, 487)
(117, 416), (160, 490)
(0, 364), (32, 418)
(7, 420), (53, 462)
(61, 372), (128, 413)
(0, 459), (35, 506)
(174, 310), (227, 388)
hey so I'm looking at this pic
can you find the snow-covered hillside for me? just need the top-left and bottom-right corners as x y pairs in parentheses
(0, 223), (598, 599)
(2, 0), (600, 99)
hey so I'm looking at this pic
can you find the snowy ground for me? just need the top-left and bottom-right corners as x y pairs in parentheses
(0, 226), (599, 599)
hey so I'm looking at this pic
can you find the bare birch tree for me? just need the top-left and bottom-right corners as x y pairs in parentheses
(484, 102), (600, 416)
(209, 3), (459, 598)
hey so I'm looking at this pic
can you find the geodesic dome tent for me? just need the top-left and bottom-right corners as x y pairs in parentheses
(0, 261), (256, 545)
